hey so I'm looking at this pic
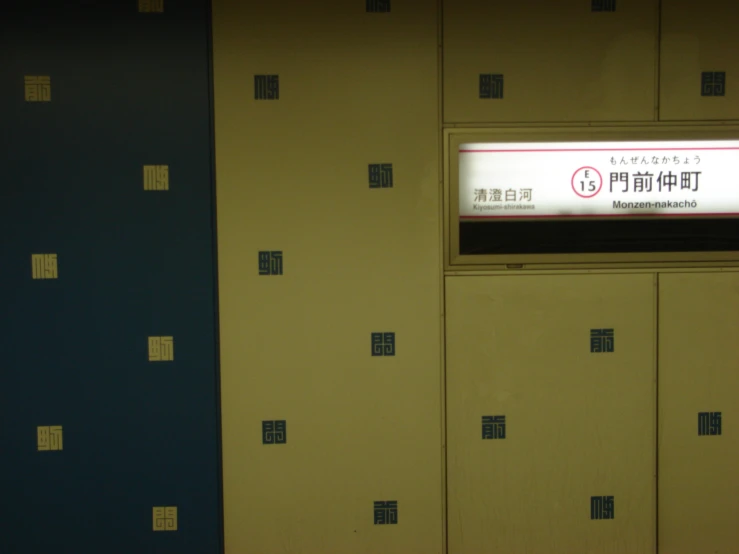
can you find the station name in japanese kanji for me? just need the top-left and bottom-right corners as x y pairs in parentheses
(473, 188), (533, 203)
(609, 171), (701, 193)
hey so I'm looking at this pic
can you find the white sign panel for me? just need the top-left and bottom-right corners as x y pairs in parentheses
(459, 140), (739, 219)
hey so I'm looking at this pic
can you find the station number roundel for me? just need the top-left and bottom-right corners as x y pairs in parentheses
(571, 167), (603, 198)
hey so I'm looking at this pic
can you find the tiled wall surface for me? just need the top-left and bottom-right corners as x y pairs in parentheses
(212, 0), (443, 552)
(446, 274), (656, 553)
(0, 1), (221, 553)
(2, 0), (737, 553)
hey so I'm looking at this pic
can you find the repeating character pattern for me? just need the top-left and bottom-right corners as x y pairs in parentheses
(7, 0), (735, 551)
(148, 336), (174, 361)
(590, 496), (615, 520)
(37, 426), (63, 451)
(24, 76), (51, 102)
(590, 328), (615, 353)
(254, 75), (279, 100)
(374, 501), (398, 524)
(482, 416), (506, 440)
(143, 165), (169, 191)
(31, 254), (58, 279)
(479, 74), (504, 99)
(5, 2), (221, 551)
(698, 411), (722, 436)
(258, 251), (283, 275)
(701, 71), (726, 97)
(262, 420), (287, 444)
(368, 163), (393, 188)
(371, 332), (395, 356)
(152, 507), (178, 531)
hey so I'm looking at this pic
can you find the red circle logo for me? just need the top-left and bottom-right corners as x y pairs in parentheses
(571, 166), (603, 198)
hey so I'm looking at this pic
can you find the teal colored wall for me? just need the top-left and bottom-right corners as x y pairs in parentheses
(0, 1), (222, 553)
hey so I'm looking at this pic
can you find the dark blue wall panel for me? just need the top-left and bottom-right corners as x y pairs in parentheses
(0, 2), (222, 552)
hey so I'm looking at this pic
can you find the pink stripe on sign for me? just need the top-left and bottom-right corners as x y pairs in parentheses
(459, 147), (739, 153)
(461, 212), (739, 220)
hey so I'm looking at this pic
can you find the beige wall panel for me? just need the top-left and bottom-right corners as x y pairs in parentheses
(660, 0), (739, 121)
(212, 1), (442, 553)
(446, 274), (655, 554)
(657, 272), (739, 554)
(443, 0), (658, 124)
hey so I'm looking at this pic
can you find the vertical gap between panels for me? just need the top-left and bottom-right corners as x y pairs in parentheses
(437, 1), (449, 553)
(654, 271), (660, 554)
(655, 0), (663, 121)
(204, 0), (226, 551)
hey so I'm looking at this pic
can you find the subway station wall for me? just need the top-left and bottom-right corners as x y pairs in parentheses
(445, 274), (657, 553)
(2, 1), (738, 554)
(658, 272), (739, 554)
(211, 0), (443, 552)
(0, 1), (221, 553)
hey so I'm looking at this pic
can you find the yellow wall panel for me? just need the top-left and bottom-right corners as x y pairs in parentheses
(443, 0), (658, 123)
(212, 1), (442, 553)
(660, 0), (739, 121)
(445, 274), (655, 554)
(657, 272), (739, 554)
